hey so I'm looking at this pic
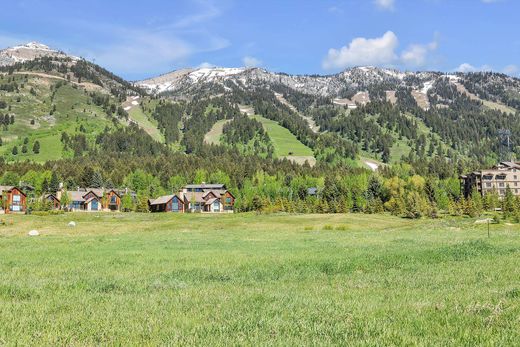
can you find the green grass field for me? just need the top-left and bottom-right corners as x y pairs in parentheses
(1, 213), (519, 345)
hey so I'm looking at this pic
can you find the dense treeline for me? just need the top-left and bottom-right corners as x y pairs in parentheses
(221, 114), (274, 157)
(152, 102), (185, 144)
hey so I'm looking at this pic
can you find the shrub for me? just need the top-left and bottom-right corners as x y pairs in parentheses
(323, 225), (333, 231)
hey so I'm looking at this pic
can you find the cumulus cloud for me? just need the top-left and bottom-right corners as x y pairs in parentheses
(322, 31), (398, 70)
(374, 0), (395, 11)
(242, 56), (262, 68)
(401, 38), (438, 67)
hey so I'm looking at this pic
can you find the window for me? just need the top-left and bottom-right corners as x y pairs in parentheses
(500, 190), (505, 195)
(225, 197), (232, 204)
(499, 183), (505, 187)
(110, 195), (117, 204)
(13, 195), (20, 202)
(486, 183), (492, 188)
(213, 201), (220, 212)
(483, 175), (493, 180)
(515, 175), (518, 180)
(172, 197), (179, 211)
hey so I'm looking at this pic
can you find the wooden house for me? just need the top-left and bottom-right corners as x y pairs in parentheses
(45, 194), (61, 210)
(0, 186), (27, 214)
(149, 194), (186, 213)
(149, 183), (235, 213)
(103, 189), (121, 211)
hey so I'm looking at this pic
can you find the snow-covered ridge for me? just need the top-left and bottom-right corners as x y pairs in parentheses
(9, 42), (54, 51)
(0, 41), (73, 67)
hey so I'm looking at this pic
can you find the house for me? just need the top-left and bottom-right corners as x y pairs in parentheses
(180, 183), (235, 213)
(104, 189), (122, 211)
(149, 194), (186, 213)
(64, 189), (102, 212)
(0, 186), (27, 214)
(45, 194), (61, 210)
(460, 161), (520, 198)
(149, 183), (235, 213)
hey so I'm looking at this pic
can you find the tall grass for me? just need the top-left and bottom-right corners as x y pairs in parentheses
(0, 213), (519, 345)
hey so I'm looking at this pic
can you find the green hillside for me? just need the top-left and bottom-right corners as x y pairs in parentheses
(251, 115), (313, 157)
(0, 73), (116, 162)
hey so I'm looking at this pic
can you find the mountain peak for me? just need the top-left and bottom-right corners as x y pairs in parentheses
(0, 41), (70, 67)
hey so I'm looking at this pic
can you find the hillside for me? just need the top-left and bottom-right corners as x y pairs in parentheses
(2, 41), (520, 173)
(138, 66), (520, 167)
(0, 42), (147, 163)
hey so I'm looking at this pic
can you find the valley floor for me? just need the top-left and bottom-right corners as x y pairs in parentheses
(1, 213), (519, 345)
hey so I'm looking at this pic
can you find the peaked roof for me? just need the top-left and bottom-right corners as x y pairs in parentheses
(0, 186), (26, 196)
(149, 194), (182, 206)
(185, 183), (226, 190)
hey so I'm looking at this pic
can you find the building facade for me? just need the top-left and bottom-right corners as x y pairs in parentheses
(150, 183), (235, 213)
(460, 161), (520, 198)
(0, 186), (27, 214)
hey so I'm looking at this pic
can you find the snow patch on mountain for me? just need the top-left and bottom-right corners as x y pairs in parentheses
(0, 41), (74, 67)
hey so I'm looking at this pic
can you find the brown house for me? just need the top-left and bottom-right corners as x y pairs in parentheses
(0, 186), (27, 214)
(103, 189), (121, 211)
(149, 183), (235, 213)
(149, 194), (186, 213)
(45, 194), (61, 210)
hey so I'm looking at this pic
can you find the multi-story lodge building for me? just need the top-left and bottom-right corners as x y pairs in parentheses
(149, 183), (235, 213)
(460, 161), (520, 198)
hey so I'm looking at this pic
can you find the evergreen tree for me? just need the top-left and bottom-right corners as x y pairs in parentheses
(11, 146), (17, 155)
(32, 140), (40, 154)
(49, 172), (60, 193)
(91, 171), (104, 188)
(503, 186), (515, 218)
(21, 145), (27, 154)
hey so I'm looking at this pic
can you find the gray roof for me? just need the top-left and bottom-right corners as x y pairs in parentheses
(185, 183), (226, 189)
(67, 191), (86, 202)
(0, 185), (15, 192)
(307, 187), (318, 195)
(500, 161), (520, 169)
(149, 195), (176, 206)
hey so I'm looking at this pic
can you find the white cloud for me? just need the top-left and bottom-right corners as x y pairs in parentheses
(401, 38), (438, 67)
(322, 31), (398, 70)
(198, 62), (216, 69)
(173, 0), (221, 28)
(455, 63), (493, 73)
(243, 56), (262, 68)
(374, 0), (395, 11)
(503, 64), (519, 75)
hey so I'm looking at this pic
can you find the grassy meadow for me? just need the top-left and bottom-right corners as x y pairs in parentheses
(1, 212), (519, 345)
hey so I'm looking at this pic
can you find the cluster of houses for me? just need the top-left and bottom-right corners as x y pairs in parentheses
(460, 161), (520, 198)
(0, 183), (235, 214)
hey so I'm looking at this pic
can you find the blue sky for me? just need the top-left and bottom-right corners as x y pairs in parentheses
(0, 0), (518, 80)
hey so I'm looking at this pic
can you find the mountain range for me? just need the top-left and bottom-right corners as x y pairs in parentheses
(1, 41), (520, 171)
